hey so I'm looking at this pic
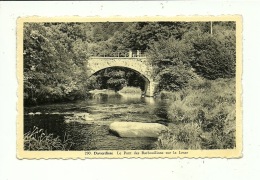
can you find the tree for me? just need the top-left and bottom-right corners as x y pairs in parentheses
(118, 22), (191, 51)
(106, 70), (127, 92)
(188, 30), (236, 80)
(148, 37), (195, 91)
(23, 23), (89, 105)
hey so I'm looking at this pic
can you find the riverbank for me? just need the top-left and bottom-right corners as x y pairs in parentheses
(23, 78), (236, 150)
(156, 78), (236, 149)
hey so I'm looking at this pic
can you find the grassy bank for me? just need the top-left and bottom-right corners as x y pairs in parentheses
(156, 78), (236, 149)
(119, 86), (142, 94)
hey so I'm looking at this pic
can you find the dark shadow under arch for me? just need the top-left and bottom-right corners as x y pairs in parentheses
(87, 66), (151, 94)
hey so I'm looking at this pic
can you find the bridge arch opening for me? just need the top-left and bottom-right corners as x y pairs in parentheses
(86, 66), (152, 96)
(86, 57), (157, 96)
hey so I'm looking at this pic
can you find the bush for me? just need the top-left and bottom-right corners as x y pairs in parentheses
(156, 78), (236, 149)
(156, 63), (198, 92)
(199, 112), (236, 149)
(157, 123), (202, 150)
(24, 126), (74, 151)
(166, 78), (235, 121)
(156, 131), (186, 150)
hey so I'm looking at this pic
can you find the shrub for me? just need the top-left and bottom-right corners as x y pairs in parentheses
(200, 112), (236, 149)
(157, 123), (202, 149)
(157, 131), (186, 150)
(158, 91), (173, 99)
(157, 78), (236, 149)
(176, 123), (202, 149)
(156, 63), (197, 92)
(167, 99), (198, 122)
(24, 126), (74, 151)
(166, 78), (235, 121)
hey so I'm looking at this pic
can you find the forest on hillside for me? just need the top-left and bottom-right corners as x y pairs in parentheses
(24, 21), (236, 105)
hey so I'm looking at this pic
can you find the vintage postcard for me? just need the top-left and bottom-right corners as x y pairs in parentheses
(17, 16), (242, 159)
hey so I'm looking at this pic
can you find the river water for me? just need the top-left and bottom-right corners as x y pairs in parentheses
(24, 92), (169, 150)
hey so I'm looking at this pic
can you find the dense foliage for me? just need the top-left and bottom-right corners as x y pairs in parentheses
(188, 29), (236, 79)
(24, 21), (236, 104)
(148, 22), (236, 90)
(24, 23), (90, 105)
(157, 78), (236, 149)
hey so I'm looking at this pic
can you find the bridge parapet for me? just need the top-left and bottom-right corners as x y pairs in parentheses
(87, 56), (152, 78)
(89, 56), (149, 62)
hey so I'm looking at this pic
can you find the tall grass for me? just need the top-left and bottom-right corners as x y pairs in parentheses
(24, 126), (74, 151)
(156, 78), (236, 149)
(157, 123), (202, 149)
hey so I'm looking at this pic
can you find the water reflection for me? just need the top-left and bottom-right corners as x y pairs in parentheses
(142, 96), (156, 105)
(90, 92), (157, 105)
(24, 92), (168, 150)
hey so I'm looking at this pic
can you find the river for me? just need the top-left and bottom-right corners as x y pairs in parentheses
(24, 92), (169, 150)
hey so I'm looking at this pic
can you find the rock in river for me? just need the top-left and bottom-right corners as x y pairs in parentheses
(109, 121), (168, 138)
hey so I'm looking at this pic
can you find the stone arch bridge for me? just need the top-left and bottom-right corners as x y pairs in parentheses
(85, 57), (158, 97)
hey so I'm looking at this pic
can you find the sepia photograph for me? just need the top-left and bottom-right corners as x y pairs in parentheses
(17, 16), (242, 158)
(2, 1), (260, 179)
